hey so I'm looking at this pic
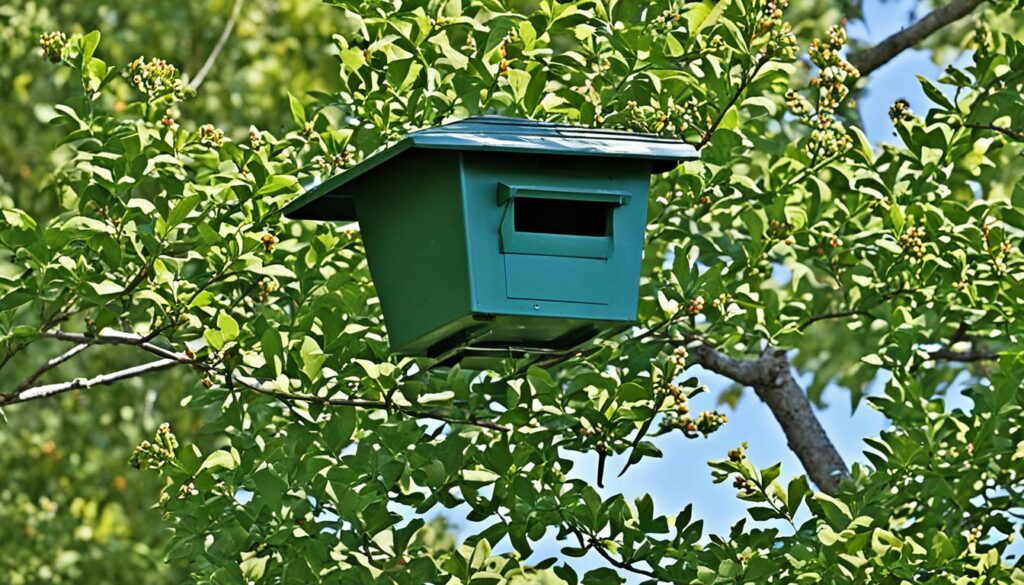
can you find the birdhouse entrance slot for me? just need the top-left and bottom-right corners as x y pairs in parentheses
(512, 197), (613, 237)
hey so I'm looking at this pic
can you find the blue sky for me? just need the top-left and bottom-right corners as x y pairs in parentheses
(454, 0), (974, 578)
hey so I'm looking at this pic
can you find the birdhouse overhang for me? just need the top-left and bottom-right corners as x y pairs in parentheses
(282, 116), (698, 222)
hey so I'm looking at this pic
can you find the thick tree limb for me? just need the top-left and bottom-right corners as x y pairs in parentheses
(1, 359), (178, 405)
(692, 345), (849, 494)
(190, 0), (244, 90)
(849, 0), (987, 76)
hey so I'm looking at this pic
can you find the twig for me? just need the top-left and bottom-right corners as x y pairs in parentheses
(698, 52), (771, 148)
(849, 0), (988, 76)
(965, 123), (1024, 142)
(1, 359), (178, 406)
(233, 374), (512, 432)
(798, 287), (911, 331)
(190, 0), (244, 90)
(40, 330), (201, 368)
(565, 523), (658, 578)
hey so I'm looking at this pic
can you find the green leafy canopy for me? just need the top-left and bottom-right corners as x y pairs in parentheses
(1, 0), (1024, 583)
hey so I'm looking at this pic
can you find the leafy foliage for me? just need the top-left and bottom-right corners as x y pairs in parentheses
(1, 0), (1024, 583)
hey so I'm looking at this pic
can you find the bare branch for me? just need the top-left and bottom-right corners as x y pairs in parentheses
(233, 373), (512, 432)
(15, 343), (89, 391)
(691, 345), (848, 494)
(849, 0), (987, 77)
(1, 359), (178, 406)
(190, 0), (244, 90)
(41, 330), (201, 367)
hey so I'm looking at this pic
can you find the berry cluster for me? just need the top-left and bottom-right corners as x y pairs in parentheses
(899, 226), (926, 259)
(733, 475), (754, 496)
(784, 89), (812, 117)
(249, 125), (262, 149)
(801, 25), (860, 158)
(261, 233), (278, 252)
(695, 410), (728, 435)
(124, 56), (188, 101)
(889, 99), (914, 124)
(966, 526), (983, 552)
(652, 6), (685, 33)
(129, 423), (178, 470)
(768, 218), (795, 244)
(670, 346), (688, 368)
(662, 408), (728, 438)
(621, 97), (704, 136)
(981, 222), (1013, 275)
(178, 482), (199, 498)
(710, 293), (730, 311)
(667, 383), (690, 415)
(686, 295), (705, 315)
(728, 442), (747, 462)
(258, 278), (278, 303)
(312, 151), (353, 173)
(198, 124), (224, 147)
(759, 0), (798, 60)
(39, 31), (67, 63)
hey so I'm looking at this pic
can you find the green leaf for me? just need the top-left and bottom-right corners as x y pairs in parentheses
(2, 209), (37, 230)
(163, 192), (201, 234)
(507, 69), (531, 102)
(430, 31), (468, 69)
(300, 336), (325, 380)
(200, 448), (239, 472)
(89, 280), (125, 296)
(917, 75), (955, 111)
(256, 175), (299, 197)
(929, 531), (957, 565)
(240, 555), (269, 581)
(288, 92), (306, 128)
(218, 312), (240, 341)
(582, 568), (622, 585)
(80, 30), (101, 65)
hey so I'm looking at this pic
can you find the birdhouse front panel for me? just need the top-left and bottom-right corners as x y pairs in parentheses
(460, 151), (653, 323)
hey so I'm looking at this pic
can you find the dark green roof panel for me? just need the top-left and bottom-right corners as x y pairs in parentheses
(283, 116), (697, 221)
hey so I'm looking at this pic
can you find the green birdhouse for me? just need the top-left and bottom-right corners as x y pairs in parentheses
(283, 116), (697, 365)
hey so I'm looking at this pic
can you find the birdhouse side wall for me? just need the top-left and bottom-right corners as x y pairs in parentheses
(352, 150), (474, 353)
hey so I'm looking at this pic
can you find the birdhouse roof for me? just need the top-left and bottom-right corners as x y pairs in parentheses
(283, 116), (698, 221)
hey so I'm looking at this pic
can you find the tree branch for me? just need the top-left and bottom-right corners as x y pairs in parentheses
(40, 330), (202, 367)
(849, 0), (987, 77)
(14, 343), (89, 391)
(190, 0), (244, 90)
(31, 328), (510, 432)
(928, 348), (998, 362)
(691, 345), (848, 494)
(233, 374), (512, 432)
(965, 122), (1024, 142)
(1, 359), (178, 406)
